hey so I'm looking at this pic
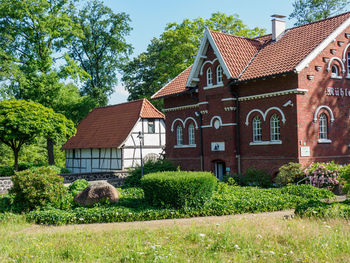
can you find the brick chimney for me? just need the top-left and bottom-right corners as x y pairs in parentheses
(271, 14), (286, 41)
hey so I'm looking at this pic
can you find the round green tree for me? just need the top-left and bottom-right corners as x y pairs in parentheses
(0, 100), (76, 170)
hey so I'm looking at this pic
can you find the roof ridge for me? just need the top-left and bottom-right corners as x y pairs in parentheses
(209, 29), (262, 43)
(94, 99), (144, 110)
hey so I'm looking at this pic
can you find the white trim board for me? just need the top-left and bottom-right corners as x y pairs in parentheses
(239, 89), (308, 101)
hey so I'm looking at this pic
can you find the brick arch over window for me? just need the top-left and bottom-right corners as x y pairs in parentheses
(245, 107), (286, 126)
(313, 105), (335, 123)
(342, 43), (350, 75)
(327, 57), (345, 73)
(171, 117), (199, 132)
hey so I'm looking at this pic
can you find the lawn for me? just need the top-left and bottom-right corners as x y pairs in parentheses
(0, 213), (349, 262)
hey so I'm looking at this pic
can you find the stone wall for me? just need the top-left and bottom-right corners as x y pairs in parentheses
(61, 171), (130, 187)
(0, 177), (13, 195)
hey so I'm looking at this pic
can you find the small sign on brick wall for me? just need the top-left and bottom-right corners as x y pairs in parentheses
(300, 146), (310, 157)
(211, 142), (225, 151)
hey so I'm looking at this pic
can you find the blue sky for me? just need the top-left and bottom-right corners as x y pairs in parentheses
(105, 0), (297, 104)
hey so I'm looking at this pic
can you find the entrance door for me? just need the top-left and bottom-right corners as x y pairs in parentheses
(214, 161), (225, 182)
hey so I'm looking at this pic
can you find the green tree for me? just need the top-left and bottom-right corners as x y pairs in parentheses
(122, 12), (265, 106)
(0, 100), (76, 171)
(67, 0), (133, 106)
(290, 0), (350, 26)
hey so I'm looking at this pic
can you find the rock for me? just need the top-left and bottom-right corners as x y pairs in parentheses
(74, 181), (119, 206)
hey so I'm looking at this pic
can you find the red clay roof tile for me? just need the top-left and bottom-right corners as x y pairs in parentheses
(62, 99), (164, 149)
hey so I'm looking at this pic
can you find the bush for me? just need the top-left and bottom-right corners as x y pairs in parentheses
(125, 159), (176, 187)
(295, 200), (350, 219)
(0, 166), (14, 177)
(234, 167), (272, 187)
(68, 179), (89, 197)
(10, 166), (71, 211)
(340, 164), (350, 195)
(275, 162), (305, 186)
(141, 171), (217, 208)
(305, 162), (341, 190)
(280, 184), (335, 201)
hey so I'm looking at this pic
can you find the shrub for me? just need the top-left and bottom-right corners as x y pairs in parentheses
(234, 167), (272, 187)
(0, 166), (14, 177)
(10, 166), (71, 211)
(295, 200), (350, 219)
(141, 171), (217, 208)
(280, 184), (335, 201)
(68, 179), (89, 197)
(275, 162), (305, 186)
(305, 162), (340, 190)
(340, 164), (350, 195)
(125, 159), (176, 187)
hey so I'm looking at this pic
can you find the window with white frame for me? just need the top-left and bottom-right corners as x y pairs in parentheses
(148, 119), (155, 133)
(270, 114), (280, 141)
(206, 67), (213, 86)
(331, 64), (340, 78)
(319, 113), (328, 140)
(252, 116), (262, 142)
(216, 65), (223, 84)
(188, 123), (195, 145)
(347, 51), (350, 75)
(176, 125), (183, 145)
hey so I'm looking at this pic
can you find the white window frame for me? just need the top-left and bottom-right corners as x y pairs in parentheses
(176, 125), (183, 145)
(188, 123), (195, 145)
(319, 113), (328, 140)
(347, 51), (350, 76)
(252, 116), (262, 142)
(148, 119), (155, 133)
(206, 67), (213, 86)
(270, 114), (280, 142)
(216, 65), (223, 84)
(331, 64), (342, 79)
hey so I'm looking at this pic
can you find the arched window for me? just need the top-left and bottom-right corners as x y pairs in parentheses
(176, 125), (183, 145)
(188, 123), (195, 145)
(252, 116), (262, 142)
(319, 113), (328, 140)
(270, 114), (280, 141)
(216, 65), (223, 84)
(347, 51), (350, 75)
(331, 64), (339, 78)
(206, 67), (213, 86)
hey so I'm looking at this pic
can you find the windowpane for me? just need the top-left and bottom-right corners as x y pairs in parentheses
(216, 65), (223, 83)
(347, 52), (350, 74)
(319, 113), (328, 140)
(253, 116), (262, 142)
(207, 68), (213, 86)
(270, 114), (280, 141)
(188, 123), (195, 145)
(176, 125), (183, 145)
(148, 120), (155, 133)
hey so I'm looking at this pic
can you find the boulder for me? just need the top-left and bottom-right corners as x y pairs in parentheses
(74, 181), (119, 206)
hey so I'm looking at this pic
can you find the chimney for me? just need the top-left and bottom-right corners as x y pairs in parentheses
(271, 14), (286, 41)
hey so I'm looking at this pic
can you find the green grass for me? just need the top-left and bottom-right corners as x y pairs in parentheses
(0, 213), (349, 262)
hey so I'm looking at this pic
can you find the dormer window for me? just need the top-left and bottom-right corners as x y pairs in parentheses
(216, 65), (223, 84)
(331, 64), (340, 78)
(206, 68), (212, 86)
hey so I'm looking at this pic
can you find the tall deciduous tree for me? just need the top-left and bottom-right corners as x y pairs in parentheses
(122, 12), (265, 106)
(0, 100), (76, 171)
(290, 0), (350, 26)
(67, 0), (133, 106)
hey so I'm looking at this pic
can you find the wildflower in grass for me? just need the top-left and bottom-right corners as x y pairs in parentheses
(199, 233), (206, 237)
(234, 244), (240, 249)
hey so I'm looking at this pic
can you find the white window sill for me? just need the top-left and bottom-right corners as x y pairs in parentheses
(331, 75), (342, 79)
(174, 144), (196, 148)
(250, 140), (282, 146)
(318, 139), (332, 144)
(203, 84), (224, 90)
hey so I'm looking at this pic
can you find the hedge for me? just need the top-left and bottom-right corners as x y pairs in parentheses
(295, 200), (350, 219)
(141, 171), (217, 208)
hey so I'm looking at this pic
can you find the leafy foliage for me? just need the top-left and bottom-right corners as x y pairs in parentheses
(233, 167), (272, 188)
(305, 162), (341, 189)
(67, 0), (132, 106)
(289, 0), (350, 26)
(275, 162), (306, 186)
(141, 171), (218, 208)
(26, 184), (334, 225)
(295, 200), (350, 218)
(0, 100), (75, 170)
(122, 12), (265, 107)
(125, 159), (177, 187)
(68, 179), (89, 198)
(9, 166), (71, 211)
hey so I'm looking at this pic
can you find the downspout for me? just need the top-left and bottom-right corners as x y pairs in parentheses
(229, 80), (241, 175)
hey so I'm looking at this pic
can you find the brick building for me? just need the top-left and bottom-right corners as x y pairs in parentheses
(152, 13), (350, 180)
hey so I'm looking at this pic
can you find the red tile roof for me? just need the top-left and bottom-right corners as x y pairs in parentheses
(152, 12), (350, 98)
(62, 99), (164, 149)
(151, 66), (192, 99)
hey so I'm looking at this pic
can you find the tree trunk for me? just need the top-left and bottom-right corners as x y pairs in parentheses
(14, 149), (19, 171)
(47, 138), (55, 165)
